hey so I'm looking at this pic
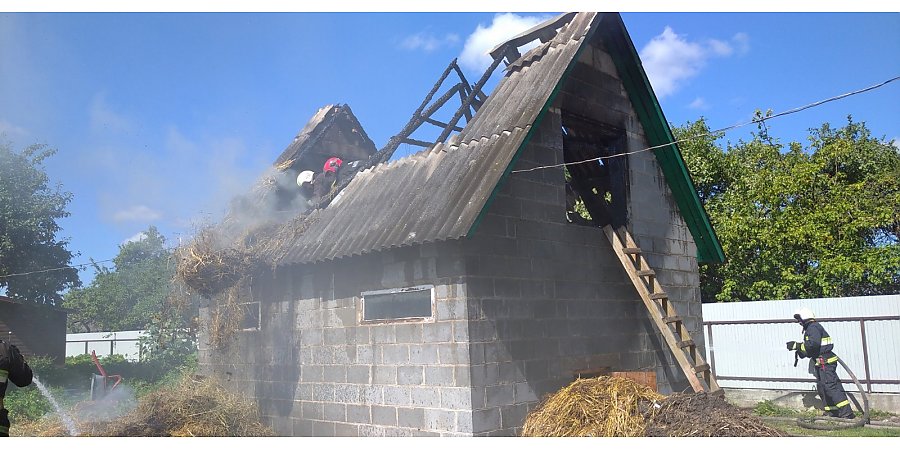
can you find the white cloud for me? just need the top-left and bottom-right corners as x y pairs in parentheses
(733, 32), (751, 55)
(639, 27), (751, 98)
(112, 205), (162, 223)
(891, 137), (900, 150)
(688, 97), (709, 110)
(400, 32), (460, 53)
(122, 231), (148, 245)
(89, 92), (133, 134)
(0, 119), (28, 139)
(459, 13), (552, 72)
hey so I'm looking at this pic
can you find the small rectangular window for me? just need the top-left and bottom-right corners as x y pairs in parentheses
(361, 285), (434, 323)
(239, 302), (261, 331)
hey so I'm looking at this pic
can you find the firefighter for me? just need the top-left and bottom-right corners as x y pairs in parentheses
(1, 339), (34, 437)
(786, 307), (855, 419)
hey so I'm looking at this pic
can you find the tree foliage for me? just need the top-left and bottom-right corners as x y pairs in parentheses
(676, 116), (900, 302)
(65, 226), (175, 332)
(0, 141), (80, 305)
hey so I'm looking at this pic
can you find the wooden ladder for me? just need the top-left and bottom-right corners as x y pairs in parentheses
(602, 225), (721, 394)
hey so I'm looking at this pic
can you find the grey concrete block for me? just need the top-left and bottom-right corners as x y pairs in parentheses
(373, 366), (397, 384)
(398, 365), (424, 385)
(303, 365), (324, 382)
(498, 361), (526, 384)
(323, 365), (346, 383)
(438, 343), (469, 365)
(301, 401), (323, 420)
(454, 366), (471, 386)
(440, 387), (471, 410)
(312, 420), (335, 437)
(372, 405), (398, 426)
(324, 327), (347, 345)
(361, 385), (383, 404)
(424, 408), (456, 432)
(347, 365), (370, 384)
(312, 383), (335, 402)
(398, 407), (426, 429)
(292, 418), (313, 436)
(347, 404), (371, 423)
(456, 411), (474, 434)
(472, 408), (501, 433)
(356, 344), (374, 364)
(423, 322), (453, 343)
(452, 321), (469, 342)
(382, 344), (410, 364)
(485, 384), (515, 408)
(514, 382), (539, 403)
(424, 366), (455, 386)
(371, 325), (397, 344)
(409, 386), (441, 408)
(358, 424), (385, 437)
(395, 324), (424, 343)
(324, 402), (347, 422)
(334, 423), (359, 437)
(383, 385), (411, 406)
(333, 383), (362, 404)
(409, 344), (440, 364)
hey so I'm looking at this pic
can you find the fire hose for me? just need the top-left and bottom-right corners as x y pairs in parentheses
(793, 352), (870, 430)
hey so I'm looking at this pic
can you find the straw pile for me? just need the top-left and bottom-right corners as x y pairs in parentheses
(521, 376), (665, 437)
(12, 375), (274, 437)
(644, 392), (787, 437)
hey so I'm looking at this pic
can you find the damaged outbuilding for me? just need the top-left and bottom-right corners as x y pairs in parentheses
(184, 12), (725, 436)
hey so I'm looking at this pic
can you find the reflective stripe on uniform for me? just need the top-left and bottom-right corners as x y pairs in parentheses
(0, 368), (8, 383)
(826, 356), (839, 364)
(800, 343), (806, 352)
(824, 400), (851, 411)
(0, 425), (8, 434)
(821, 337), (833, 345)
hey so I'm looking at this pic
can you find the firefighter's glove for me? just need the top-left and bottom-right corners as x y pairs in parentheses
(786, 341), (799, 351)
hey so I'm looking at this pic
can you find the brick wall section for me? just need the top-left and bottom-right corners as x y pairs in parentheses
(462, 104), (654, 436)
(200, 242), (474, 436)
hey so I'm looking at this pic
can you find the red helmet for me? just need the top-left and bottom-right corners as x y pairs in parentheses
(323, 157), (343, 173)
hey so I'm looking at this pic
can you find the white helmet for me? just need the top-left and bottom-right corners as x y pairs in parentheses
(793, 307), (815, 322)
(297, 170), (315, 187)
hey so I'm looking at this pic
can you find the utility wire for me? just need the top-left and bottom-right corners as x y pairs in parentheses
(2, 77), (897, 279)
(0, 258), (116, 279)
(512, 75), (900, 174)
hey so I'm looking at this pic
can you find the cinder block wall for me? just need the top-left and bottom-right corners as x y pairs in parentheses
(569, 37), (704, 393)
(199, 241), (474, 437)
(461, 105), (654, 436)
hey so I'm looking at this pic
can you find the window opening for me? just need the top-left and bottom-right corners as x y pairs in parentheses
(561, 111), (628, 229)
(361, 285), (434, 323)
(239, 301), (261, 331)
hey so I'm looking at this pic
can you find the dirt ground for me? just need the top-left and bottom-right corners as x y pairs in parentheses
(645, 392), (787, 437)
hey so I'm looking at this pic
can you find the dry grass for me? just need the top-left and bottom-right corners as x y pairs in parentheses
(521, 376), (664, 437)
(13, 375), (274, 437)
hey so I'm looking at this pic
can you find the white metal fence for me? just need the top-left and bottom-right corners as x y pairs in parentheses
(65, 330), (148, 361)
(702, 295), (900, 393)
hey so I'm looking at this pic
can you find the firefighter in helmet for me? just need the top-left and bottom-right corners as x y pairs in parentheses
(786, 307), (855, 419)
(1, 339), (34, 437)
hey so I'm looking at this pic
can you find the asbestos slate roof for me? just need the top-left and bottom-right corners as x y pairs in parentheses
(274, 12), (601, 265)
(272, 11), (725, 266)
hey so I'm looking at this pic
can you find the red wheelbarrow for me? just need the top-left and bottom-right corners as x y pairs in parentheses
(90, 350), (122, 401)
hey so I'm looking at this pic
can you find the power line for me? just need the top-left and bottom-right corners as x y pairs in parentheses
(512, 75), (900, 174)
(2, 78), (896, 280)
(0, 258), (116, 280)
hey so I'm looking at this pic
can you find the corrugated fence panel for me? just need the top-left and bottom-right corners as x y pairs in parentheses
(702, 295), (900, 393)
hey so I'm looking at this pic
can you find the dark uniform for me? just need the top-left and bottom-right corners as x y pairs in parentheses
(787, 319), (854, 419)
(1, 340), (34, 437)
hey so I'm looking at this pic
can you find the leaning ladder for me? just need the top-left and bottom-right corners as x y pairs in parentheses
(602, 225), (722, 394)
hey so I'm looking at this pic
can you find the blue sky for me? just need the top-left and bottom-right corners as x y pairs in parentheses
(1, 6), (898, 287)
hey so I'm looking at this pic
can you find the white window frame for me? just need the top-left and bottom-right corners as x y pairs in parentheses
(359, 284), (436, 325)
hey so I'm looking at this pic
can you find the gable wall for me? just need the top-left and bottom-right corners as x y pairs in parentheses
(462, 103), (656, 436)
(570, 37), (705, 392)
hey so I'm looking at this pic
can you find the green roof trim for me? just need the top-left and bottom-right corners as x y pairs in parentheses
(599, 14), (725, 264)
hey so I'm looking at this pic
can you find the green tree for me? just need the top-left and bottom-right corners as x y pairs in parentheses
(676, 116), (900, 302)
(65, 226), (175, 332)
(0, 141), (80, 305)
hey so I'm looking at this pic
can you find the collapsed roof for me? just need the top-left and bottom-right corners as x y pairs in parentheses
(223, 12), (724, 268)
